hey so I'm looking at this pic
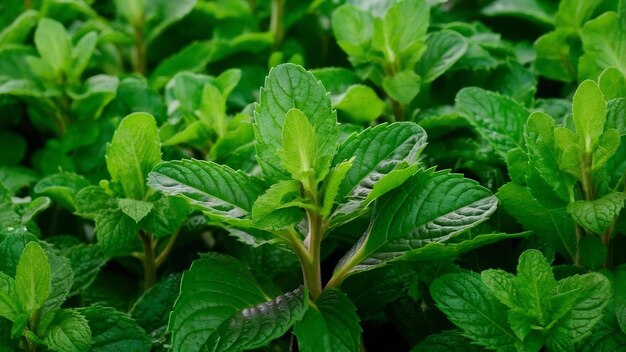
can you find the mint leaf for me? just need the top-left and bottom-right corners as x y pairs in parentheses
(42, 309), (92, 352)
(572, 80), (606, 152)
(320, 160), (353, 218)
(456, 87), (529, 159)
(381, 70), (421, 105)
(330, 122), (426, 227)
(331, 5), (374, 60)
(579, 10), (626, 80)
(169, 253), (306, 352)
(251, 180), (304, 230)
(334, 85), (385, 123)
(411, 330), (484, 352)
(416, 30), (467, 83)
(204, 287), (308, 351)
(118, 198), (154, 223)
(599, 67), (626, 100)
(0, 273), (17, 322)
(615, 265), (626, 334)
(294, 289), (361, 352)
(95, 210), (139, 257)
(431, 272), (519, 350)
(567, 192), (626, 235)
(64, 245), (106, 295)
(34, 18), (71, 77)
(15, 241), (50, 315)
(106, 113), (161, 200)
(80, 306), (151, 352)
(139, 196), (190, 238)
(254, 64), (338, 183)
(34, 173), (90, 211)
(337, 168), (498, 276)
(279, 109), (319, 184)
(148, 159), (265, 225)
(131, 274), (181, 334)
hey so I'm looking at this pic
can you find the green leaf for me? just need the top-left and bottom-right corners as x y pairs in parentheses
(547, 273), (610, 349)
(513, 250), (556, 327)
(567, 192), (626, 235)
(34, 18), (71, 77)
(114, 0), (146, 25)
(337, 168), (498, 276)
(599, 67), (626, 100)
(15, 241), (50, 315)
(168, 253), (306, 352)
(579, 10), (626, 80)
(70, 31), (98, 81)
(43, 309), (92, 352)
(139, 196), (190, 238)
(321, 160), (353, 218)
(203, 287), (308, 351)
(525, 112), (574, 203)
(0, 10), (38, 47)
(144, 0), (196, 43)
(34, 173), (90, 211)
(279, 109), (319, 184)
(331, 5), (374, 60)
(64, 245), (106, 295)
(498, 182), (577, 261)
(131, 274), (181, 334)
(482, 0), (555, 24)
(376, 0), (429, 67)
(579, 310), (626, 352)
(431, 272), (519, 350)
(615, 265), (626, 334)
(106, 113), (161, 200)
(118, 198), (154, 223)
(572, 80), (607, 152)
(382, 70), (421, 105)
(70, 75), (119, 120)
(554, 0), (603, 28)
(411, 330), (484, 352)
(74, 186), (116, 220)
(254, 64), (338, 183)
(79, 306), (151, 352)
(456, 87), (529, 159)
(294, 289), (361, 352)
(42, 247), (74, 313)
(606, 99), (626, 136)
(330, 122), (426, 227)
(251, 180), (304, 230)
(0, 273), (18, 322)
(334, 85), (385, 123)
(95, 210), (139, 257)
(593, 129), (621, 170)
(416, 30), (468, 83)
(148, 159), (265, 225)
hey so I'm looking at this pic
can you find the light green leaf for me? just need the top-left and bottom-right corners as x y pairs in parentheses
(118, 198), (154, 223)
(199, 83), (227, 138)
(525, 112), (574, 202)
(482, 0), (555, 25)
(70, 32), (98, 81)
(279, 109), (319, 184)
(579, 310), (626, 352)
(168, 253), (305, 352)
(481, 269), (517, 309)
(606, 98), (626, 136)
(377, 0), (429, 67)
(431, 272), (519, 350)
(579, 10), (626, 80)
(15, 241), (50, 315)
(294, 289), (361, 352)
(43, 309), (92, 352)
(106, 113), (161, 200)
(321, 160), (353, 218)
(456, 87), (529, 159)
(554, 0), (603, 29)
(79, 306), (151, 352)
(251, 180), (304, 230)
(70, 75), (119, 120)
(593, 129), (621, 170)
(114, 0), (146, 25)
(330, 122), (426, 227)
(144, 0), (196, 43)
(416, 30), (468, 83)
(334, 85), (385, 123)
(254, 64), (338, 183)
(0, 10), (38, 47)
(382, 70), (421, 105)
(331, 5), (374, 60)
(203, 287), (308, 351)
(74, 186), (116, 220)
(34, 18), (71, 76)
(572, 80), (606, 152)
(337, 169), (498, 276)
(95, 210), (139, 257)
(514, 250), (556, 326)
(42, 247), (74, 313)
(567, 192), (626, 235)
(148, 159), (265, 225)
(599, 67), (626, 100)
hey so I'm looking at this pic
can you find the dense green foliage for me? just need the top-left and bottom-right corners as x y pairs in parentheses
(1, 0), (625, 351)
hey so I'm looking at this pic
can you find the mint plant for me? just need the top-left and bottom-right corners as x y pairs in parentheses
(147, 63), (505, 351)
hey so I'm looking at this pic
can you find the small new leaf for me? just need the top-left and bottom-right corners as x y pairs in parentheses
(279, 109), (318, 186)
